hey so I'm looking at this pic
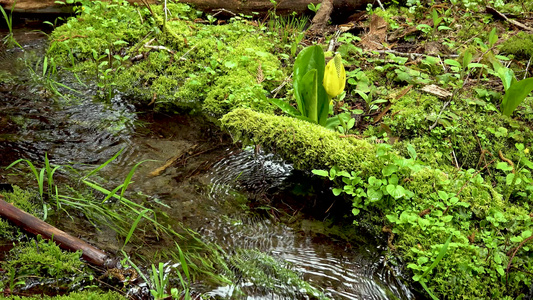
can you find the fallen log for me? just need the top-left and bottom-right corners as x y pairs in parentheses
(0, 196), (115, 268)
(1, 0), (372, 18)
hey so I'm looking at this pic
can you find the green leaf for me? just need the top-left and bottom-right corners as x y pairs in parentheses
(420, 233), (453, 279)
(488, 28), (498, 47)
(496, 162), (514, 171)
(293, 45), (326, 117)
(300, 69), (319, 123)
(332, 188), (342, 196)
(312, 170), (329, 177)
(390, 185), (406, 199)
(407, 143), (417, 160)
(506, 173), (515, 185)
(367, 188), (383, 202)
(462, 50), (472, 71)
(382, 164), (398, 176)
(444, 59), (461, 68)
(501, 77), (533, 116)
(438, 191), (448, 201)
(269, 98), (301, 117)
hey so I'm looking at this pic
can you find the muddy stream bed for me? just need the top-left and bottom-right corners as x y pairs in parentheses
(0, 27), (416, 299)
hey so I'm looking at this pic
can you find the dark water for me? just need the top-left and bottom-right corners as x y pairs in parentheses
(0, 27), (416, 299)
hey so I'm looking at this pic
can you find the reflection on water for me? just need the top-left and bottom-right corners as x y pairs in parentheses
(206, 149), (415, 299)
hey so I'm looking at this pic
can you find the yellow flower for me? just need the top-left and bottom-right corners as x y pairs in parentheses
(323, 53), (346, 98)
(525, 148), (530, 155)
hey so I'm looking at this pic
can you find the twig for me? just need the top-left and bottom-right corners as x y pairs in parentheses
(452, 149), (459, 170)
(179, 44), (197, 60)
(144, 38), (175, 54)
(498, 150), (515, 173)
(486, 6), (533, 32)
(375, 0), (385, 10)
(212, 8), (237, 17)
(270, 74), (292, 98)
(139, 0), (154, 17)
(506, 235), (533, 282)
(455, 157), (497, 197)
(524, 57), (532, 80)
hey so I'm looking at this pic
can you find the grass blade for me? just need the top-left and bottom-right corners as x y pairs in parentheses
(82, 148), (124, 180)
(122, 208), (149, 250)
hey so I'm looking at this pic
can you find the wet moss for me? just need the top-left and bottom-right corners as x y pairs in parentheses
(220, 108), (382, 174)
(0, 235), (89, 294)
(0, 186), (40, 239)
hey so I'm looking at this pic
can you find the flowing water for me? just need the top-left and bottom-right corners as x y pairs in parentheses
(0, 26), (417, 299)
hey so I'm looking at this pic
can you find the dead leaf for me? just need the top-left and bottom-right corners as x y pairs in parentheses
(421, 84), (452, 99)
(360, 14), (388, 51)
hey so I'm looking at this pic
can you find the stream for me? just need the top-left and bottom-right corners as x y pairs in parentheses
(0, 26), (416, 299)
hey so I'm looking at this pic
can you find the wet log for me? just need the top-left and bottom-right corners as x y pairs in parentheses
(0, 197), (114, 268)
(1, 0), (372, 18)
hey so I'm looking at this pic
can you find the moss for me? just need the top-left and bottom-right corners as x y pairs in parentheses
(48, 1), (285, 116)
(0, 186), (40, 239)
(0, 236), (89, 293)
(220, 108), (382, 174)
(382, 89), (533, 171)
(0, 291), (127, 300)
(500, 32), (533, 60)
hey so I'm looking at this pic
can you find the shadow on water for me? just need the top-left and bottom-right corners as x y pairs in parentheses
(0, 27), (417, 299)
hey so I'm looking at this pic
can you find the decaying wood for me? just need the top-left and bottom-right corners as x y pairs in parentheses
(486, 6), (533, 32)
(308, 0), (334, 33)
(0, 197), (115, 268)
(2, 0), (373, 17)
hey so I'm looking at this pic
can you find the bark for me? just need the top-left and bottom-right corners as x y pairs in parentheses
(308, 0), (333, 32)
(0, 197), (115, 268)
(1, 0), (372, 17)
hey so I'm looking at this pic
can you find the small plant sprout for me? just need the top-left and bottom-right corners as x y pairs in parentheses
(307, 3), (321, 13)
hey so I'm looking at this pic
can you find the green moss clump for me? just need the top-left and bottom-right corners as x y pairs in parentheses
(220, 108), (381, 174)
(0, 291), (127, 300)
(500, 32), (533, 60)
(0, 186), (40, 239)
(0, 236), (87, 293)
(48, 1), (284, 116)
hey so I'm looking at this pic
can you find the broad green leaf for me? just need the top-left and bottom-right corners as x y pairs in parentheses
(462, 50), (472, 71)
(488, 28), (498, 47)
(506, 173), (515, 185)
(382, 164), (398, 176)
(389, 185), (406, 199)
(312, 170), (329, 177)
(501, 77), (533, 116)
(300, 69), (319, 123)
(367, 188), (383, 202)
(438, 190), (448, 201)
(407, 143), (417, 160)
(496, 162), (514, 171)
(444, 59), (461, 68)
(294, 45), (325, 116)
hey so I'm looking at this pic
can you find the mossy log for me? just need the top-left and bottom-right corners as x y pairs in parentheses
(0, 197), (114, 268)
(220, 109), (502, 212)
(1, 0), (372, 17)
(220, 108), (381, 174)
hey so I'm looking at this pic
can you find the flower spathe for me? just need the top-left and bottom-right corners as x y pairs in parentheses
(323, 53), (346, 98)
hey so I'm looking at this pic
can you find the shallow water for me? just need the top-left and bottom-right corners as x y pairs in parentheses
(0, 27), (416, 299)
